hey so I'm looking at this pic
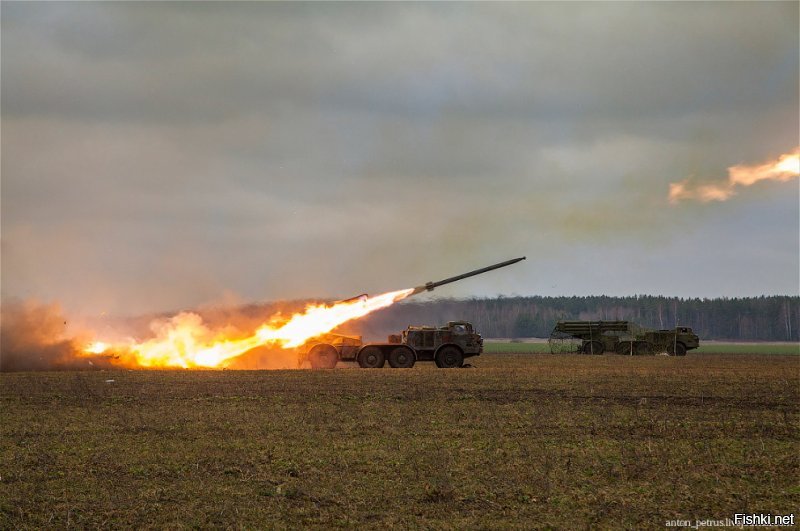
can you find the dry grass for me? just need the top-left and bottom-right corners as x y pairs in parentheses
(1, 353), (798, 529)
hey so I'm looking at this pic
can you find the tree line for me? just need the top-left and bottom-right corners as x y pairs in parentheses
(345, 295), (800, 342)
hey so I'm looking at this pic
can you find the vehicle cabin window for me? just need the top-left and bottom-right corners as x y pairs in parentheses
(453, 325), (466, 335)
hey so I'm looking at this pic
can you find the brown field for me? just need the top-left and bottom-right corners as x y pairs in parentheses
(1, 353), (798, 529)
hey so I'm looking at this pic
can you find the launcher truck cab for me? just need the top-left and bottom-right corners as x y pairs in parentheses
(301, 321), (483, 369)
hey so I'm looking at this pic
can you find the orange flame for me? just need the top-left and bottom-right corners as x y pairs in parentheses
(669, 148), (799, 204)
(84, 288), (413, 369)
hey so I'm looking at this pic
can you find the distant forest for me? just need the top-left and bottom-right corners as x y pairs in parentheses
(344, 295), (800, 342)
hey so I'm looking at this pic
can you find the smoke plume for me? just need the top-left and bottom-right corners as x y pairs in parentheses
(0, 299), (112, 371)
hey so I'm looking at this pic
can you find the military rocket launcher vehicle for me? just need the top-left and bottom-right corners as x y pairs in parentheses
(549, 320), (700, 356)
(300, 257), (526, 368)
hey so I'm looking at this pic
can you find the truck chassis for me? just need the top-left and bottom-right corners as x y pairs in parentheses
(301, 321), (483, 369)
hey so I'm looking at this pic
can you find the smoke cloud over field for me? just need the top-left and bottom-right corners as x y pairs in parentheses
(0, 300), (98, 371)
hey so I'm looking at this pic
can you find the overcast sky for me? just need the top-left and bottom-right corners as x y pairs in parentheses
(2, 2), (798, 316)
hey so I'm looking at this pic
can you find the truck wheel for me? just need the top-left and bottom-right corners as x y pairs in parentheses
(357, 347), (385, 368)
(388, 347), (415, 368)
(671, 342), (687, 356)
(309, 344), (338, 369)
(435, 346), (463, 368)
(583, 341), (604, 355)
(635, 342), (652, 355)
(615, 342), (633, 355)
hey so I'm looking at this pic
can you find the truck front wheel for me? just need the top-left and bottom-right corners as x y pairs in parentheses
(357, 347), (385, 368)
(671, 342), (687, 356)
(309, 344), (338, 369)
(435, 346), (463, 368)
(388, 347), (415, 368)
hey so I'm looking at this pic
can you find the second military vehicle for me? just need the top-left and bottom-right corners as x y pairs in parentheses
(549, 320), (700, 356)
(302, 321), (483, 369)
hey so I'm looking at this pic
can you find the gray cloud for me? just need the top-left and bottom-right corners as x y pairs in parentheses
(2, 1), (798, 315)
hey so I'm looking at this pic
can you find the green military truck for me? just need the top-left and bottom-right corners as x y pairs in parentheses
(549, 320), (700, 356)
(301, 321), (483, 369)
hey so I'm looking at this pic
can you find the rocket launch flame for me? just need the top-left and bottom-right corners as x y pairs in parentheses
(84, 288), (413, 369)
(669, 148), (799, 204)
